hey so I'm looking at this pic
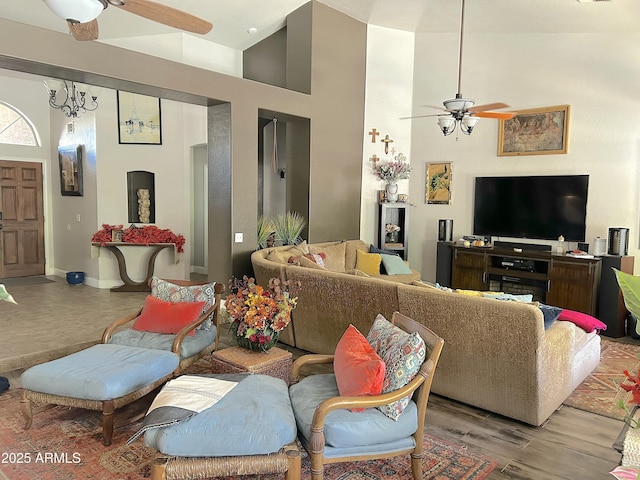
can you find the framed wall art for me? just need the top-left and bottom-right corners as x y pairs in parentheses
(117, 91), (162, 145)
(425, 162), (452, 205)
(58, 144), (83, 196)
(498, 105), (570, 156)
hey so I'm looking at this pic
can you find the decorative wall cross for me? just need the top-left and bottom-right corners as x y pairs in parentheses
(368, 128), (380, 143)
(381, 134), (394, 154)
(369, 154), (379, 164)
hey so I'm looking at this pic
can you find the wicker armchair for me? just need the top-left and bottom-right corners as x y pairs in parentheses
(289, 312), (444, 480)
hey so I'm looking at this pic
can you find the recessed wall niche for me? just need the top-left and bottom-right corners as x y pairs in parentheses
(127, 170), (155, 224)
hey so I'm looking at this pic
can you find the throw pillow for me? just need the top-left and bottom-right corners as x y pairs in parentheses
(481, 292), (533, 302)
(369, 244), (400, 256)
(334, 325), (386, 411)
(133, 295), (206, 336)
(537, 303), (562, 329)
(557, 309), (607, 333)
(366, 313), (426, 420)
(288, 252), (326, 267)
(380, 254), (412, 275)
(150, 277), (217, 330)
(355, 249), (381, 276)
(310, 242), (346, 272)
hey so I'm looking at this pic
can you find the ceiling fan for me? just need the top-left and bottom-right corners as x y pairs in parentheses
(407, 0), (515, 136)
(42, 0), (213, 42)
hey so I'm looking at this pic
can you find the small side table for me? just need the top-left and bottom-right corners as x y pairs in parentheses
(211, 346), (293, 385)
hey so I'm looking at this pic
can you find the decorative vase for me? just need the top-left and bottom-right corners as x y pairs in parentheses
(623, 426), (640, 467)
(232, 321), (279, 352)
(385, 182), (398, 202)
(386, 231), (398, 243)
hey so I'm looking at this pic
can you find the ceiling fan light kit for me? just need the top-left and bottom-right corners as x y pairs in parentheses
(42, 0), (106, 24)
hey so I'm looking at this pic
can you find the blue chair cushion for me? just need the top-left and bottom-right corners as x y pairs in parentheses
(21, 344), (179, 401)
(144, 374), (296, 457)
(109, 326), (217, 359)
(289, 373), (418, 456)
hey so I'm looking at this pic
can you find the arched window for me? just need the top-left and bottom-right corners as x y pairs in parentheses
(0, 102), (40, 146)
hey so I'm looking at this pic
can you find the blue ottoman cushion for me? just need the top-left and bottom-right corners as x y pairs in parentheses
(144, 374), (296, 457)
(21, 344), (179, 401)
(289, 373), (418, 458)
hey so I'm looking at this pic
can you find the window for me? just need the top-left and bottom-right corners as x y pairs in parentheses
(0, 102), (39, 146)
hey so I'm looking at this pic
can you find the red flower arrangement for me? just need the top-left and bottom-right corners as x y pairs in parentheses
(618, 367), (640, 429)
(91, 224), (186, 253)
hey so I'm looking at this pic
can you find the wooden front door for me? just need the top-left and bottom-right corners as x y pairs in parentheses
(0, 160), (45, 278)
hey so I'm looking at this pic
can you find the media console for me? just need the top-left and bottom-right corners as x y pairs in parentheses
(450, 245), (601, 316)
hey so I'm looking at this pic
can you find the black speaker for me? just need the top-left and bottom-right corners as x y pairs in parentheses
(436, 242), (454, 287)
(597, 255), (634, 337)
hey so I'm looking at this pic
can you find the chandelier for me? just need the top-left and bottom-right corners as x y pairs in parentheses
(44, 79), (99, 118)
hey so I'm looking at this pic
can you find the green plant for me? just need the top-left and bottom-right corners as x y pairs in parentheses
(257, 216), (276, 250)
(614, 268), (640, 335)
(274, 211), (307, 246)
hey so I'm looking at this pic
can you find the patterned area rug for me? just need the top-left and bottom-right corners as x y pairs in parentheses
(564, 338), (640, 420)
(0, 359), (498, 479)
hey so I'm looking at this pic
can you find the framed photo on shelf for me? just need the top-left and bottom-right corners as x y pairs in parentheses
(498, 105), (570, 156)
(111, 229), (123, 242)
(58, 145), (83, 196)
(117, 91), (162, 145)
(425, 162), (452, 205)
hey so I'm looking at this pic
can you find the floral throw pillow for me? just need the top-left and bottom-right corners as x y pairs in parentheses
(150, 277), (217, 330)
(366, 313), (426, 420)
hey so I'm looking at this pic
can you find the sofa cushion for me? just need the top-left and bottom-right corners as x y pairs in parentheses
(109, 326), (217, 359)
(380, 254), (412, 275)
(558, 309), (607, 333)
(355, 249), (381, 276)
(151, 277), (217, 330)
(345, 240), (370, 270)
(367, 314), (426, 420)
(133, 295), (205, 336)
(334, 325), (385, 408)
(310, 242), (346, 272)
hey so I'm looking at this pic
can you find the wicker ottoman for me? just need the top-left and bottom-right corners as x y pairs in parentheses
(211, 346), (293, 384)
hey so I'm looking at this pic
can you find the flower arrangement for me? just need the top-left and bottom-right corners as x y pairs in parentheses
(373, 153), (412, 184)
(617, 365), (640, 429)
(385, 223), (401, 234)
(225, 276), (300, 352)
(91, 224), (186, 252)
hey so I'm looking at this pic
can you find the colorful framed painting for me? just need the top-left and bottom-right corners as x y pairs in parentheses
(498, 105), (570, 156)
(58, 144), (83, 196)
(117, 91), (162, 145)
(425, 162), (452, 205)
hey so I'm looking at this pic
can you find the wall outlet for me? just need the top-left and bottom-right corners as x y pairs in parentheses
(75, 213), (81, 222)
(234, 232), (243, 243)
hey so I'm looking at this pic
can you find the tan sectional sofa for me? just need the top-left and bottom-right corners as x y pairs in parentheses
(251, 239), (601, 426)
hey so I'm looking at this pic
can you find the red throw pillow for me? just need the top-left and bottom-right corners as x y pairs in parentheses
(334, 324), (386, 411)
(132, 295), (206, 336)
(557, 309), (607, 333)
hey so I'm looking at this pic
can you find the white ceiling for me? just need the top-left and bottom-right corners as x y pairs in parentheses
(0, 0), (638, 52)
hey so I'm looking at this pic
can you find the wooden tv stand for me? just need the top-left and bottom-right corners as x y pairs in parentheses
(450, 245), (601, 315)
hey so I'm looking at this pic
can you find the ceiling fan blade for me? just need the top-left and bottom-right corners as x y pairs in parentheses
(420, 104), (448, 112)
(400, 113), (449, 120)
(67, 19), (99, 41)
(472, 111), (517, 120)
(467, 102), (510, 113)
(114, 0), (212, 34)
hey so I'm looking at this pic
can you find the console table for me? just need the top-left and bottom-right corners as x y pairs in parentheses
(450, 245), (601, 315)
(91, 242), (175, 292)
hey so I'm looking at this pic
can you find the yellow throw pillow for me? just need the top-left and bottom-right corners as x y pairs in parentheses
(355, 249), (381, 276)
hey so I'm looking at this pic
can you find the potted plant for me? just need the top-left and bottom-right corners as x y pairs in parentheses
(373, 153), (412, 202)
(257, 216), (276, 250)
(273, 211), (307, 246)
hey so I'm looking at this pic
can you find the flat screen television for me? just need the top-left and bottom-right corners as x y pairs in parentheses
(473, 174), (589, 242)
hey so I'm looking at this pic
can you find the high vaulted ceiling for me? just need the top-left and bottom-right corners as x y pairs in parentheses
(0, 0), (638, 52)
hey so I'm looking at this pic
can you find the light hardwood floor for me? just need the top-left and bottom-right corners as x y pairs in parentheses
(0, 276), (626, 479)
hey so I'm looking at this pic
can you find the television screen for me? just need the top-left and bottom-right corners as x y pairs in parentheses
(473, 175), (589, 242)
